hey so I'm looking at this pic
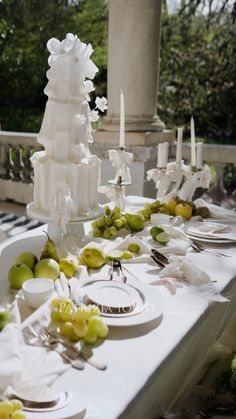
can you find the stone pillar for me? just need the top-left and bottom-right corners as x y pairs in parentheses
(102, 0), (164, 133)
(93, 0), (175, 198)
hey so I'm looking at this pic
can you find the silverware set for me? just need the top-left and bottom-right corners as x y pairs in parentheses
(151, 248), (169, 268)
(189, 239), (231, 257)
(22, 319), (107, 371)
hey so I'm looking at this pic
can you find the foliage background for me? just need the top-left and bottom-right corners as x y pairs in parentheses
(0, 0), (235, 148)
(0, 0), (108, 132)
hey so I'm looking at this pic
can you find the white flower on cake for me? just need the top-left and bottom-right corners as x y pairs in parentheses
(90, 110), (99, 123)
(95, 96), (108, 112)
(27, 33), (107, 224)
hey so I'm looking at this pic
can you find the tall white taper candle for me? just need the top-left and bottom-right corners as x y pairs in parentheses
(196, 142), (203, 169)
(190, 116), (196, 167)
(119, 89), (125, 148)
(157, 143), (163, 168)
(176, 127), (183, 164)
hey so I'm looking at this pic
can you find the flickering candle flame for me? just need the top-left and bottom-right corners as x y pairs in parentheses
(191, 116), (196, 168)
(197, 142), (203, 169)
(176, 126), (183, 165)
(119, 89), (125, 148)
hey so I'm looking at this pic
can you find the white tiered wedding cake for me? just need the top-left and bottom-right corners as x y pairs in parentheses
(27, 33), (106, 222)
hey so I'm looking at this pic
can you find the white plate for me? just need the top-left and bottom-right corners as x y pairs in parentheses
(25, 391), (86, 419)
(86, 281), (140, 310)
(186, 233), (236, 244)
(79, 278), (164, 327)
(184, 221), (236, 243)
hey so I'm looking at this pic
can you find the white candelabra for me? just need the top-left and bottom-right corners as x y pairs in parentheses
(147, 122), (211, 202)
(99, 90), (134, 211)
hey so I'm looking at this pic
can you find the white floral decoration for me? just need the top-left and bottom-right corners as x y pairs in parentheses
(95, 96), (107, 112)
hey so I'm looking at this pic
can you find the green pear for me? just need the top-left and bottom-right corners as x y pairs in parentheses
(8, 263), (34, 289)
(125, 213), (145, 232)
(15, 252), (38, 271)
(81, 247), (107, 269)
(59, 257), (76, 278)
(0, 309), (11, 331)
(40, 232), (59, 262)
(34, 258), (60, 280)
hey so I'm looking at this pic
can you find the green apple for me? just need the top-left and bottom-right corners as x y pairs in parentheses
(174, 203), (193, 220)
(8, 263), (34, 289)
(15, 251), (38, 271)
(34, 258), (60, 280)
(0, 309), (11, 331)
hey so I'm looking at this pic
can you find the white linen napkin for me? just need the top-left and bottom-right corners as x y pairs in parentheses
(151, 257), (228, 301)
(194, 198), (236, 220)
(0, 301), (70, 400)
(136, 225), (191, 257)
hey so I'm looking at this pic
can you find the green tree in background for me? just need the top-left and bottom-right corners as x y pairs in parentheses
(159, 1), (236, 145)
(0, 0), (108, 132)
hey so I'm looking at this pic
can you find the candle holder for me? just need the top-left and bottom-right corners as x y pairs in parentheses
(178, 164), (211, 202)
(99, 147), (133, 212)
(147, 162), (183, 201)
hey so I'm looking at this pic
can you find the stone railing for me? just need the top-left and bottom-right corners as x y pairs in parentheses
(0, 130), (235, 207)
(0, 131), (39, 204)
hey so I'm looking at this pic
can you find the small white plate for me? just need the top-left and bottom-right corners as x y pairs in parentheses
(86, 281), (139, 310)
(25, 391), (86, 419)
(79, 278), (164, 327)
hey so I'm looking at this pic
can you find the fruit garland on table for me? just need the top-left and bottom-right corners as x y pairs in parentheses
(91, 198), (209, 239)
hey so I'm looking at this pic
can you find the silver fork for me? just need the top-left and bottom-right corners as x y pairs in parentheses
(190, 239), (231, 257)
(32, 320), (107, 371)
(22, 324), (84, 370)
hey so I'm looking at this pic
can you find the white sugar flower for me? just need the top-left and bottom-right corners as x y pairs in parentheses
(90, 110), (99, 123)
(75, 40), (98, 79)
(95, 96), (108, 112)
(74, 114), (86, 125)
(84, 80), (95, 94)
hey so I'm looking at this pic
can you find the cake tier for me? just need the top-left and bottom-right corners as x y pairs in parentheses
(31, 154), (101, 218)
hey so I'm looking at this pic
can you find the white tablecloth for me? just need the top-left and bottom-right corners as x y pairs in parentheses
(0, 196), (236, 419)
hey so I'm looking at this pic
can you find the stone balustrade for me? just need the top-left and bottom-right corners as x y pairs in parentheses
(0, 130), (235, 207)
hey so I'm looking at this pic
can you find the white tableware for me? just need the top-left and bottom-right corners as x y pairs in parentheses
(25, 391), (86, 419)
(79, 278), (164, 327)
(151, 213), (174, 226)
(184, 220), (236, 243)
(86, 280), (139, 311)
(186, 234), (236, 244)
(22, 278), (54, 308)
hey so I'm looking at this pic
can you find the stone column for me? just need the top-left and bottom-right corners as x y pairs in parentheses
(102, 0), (164, 133)
(93, 0), (174, 198)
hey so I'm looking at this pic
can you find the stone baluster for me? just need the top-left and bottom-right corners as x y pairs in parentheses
(10, 145), (22, 181)
(1, 144), (12, 179)
(21, 146), (33, 183)
(208, 162), (227, 205)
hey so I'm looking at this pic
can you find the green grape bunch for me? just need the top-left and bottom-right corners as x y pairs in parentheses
(50, 298), (109, 344)
(91, 206), (128, 239)
(0, 399), (26, 419)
